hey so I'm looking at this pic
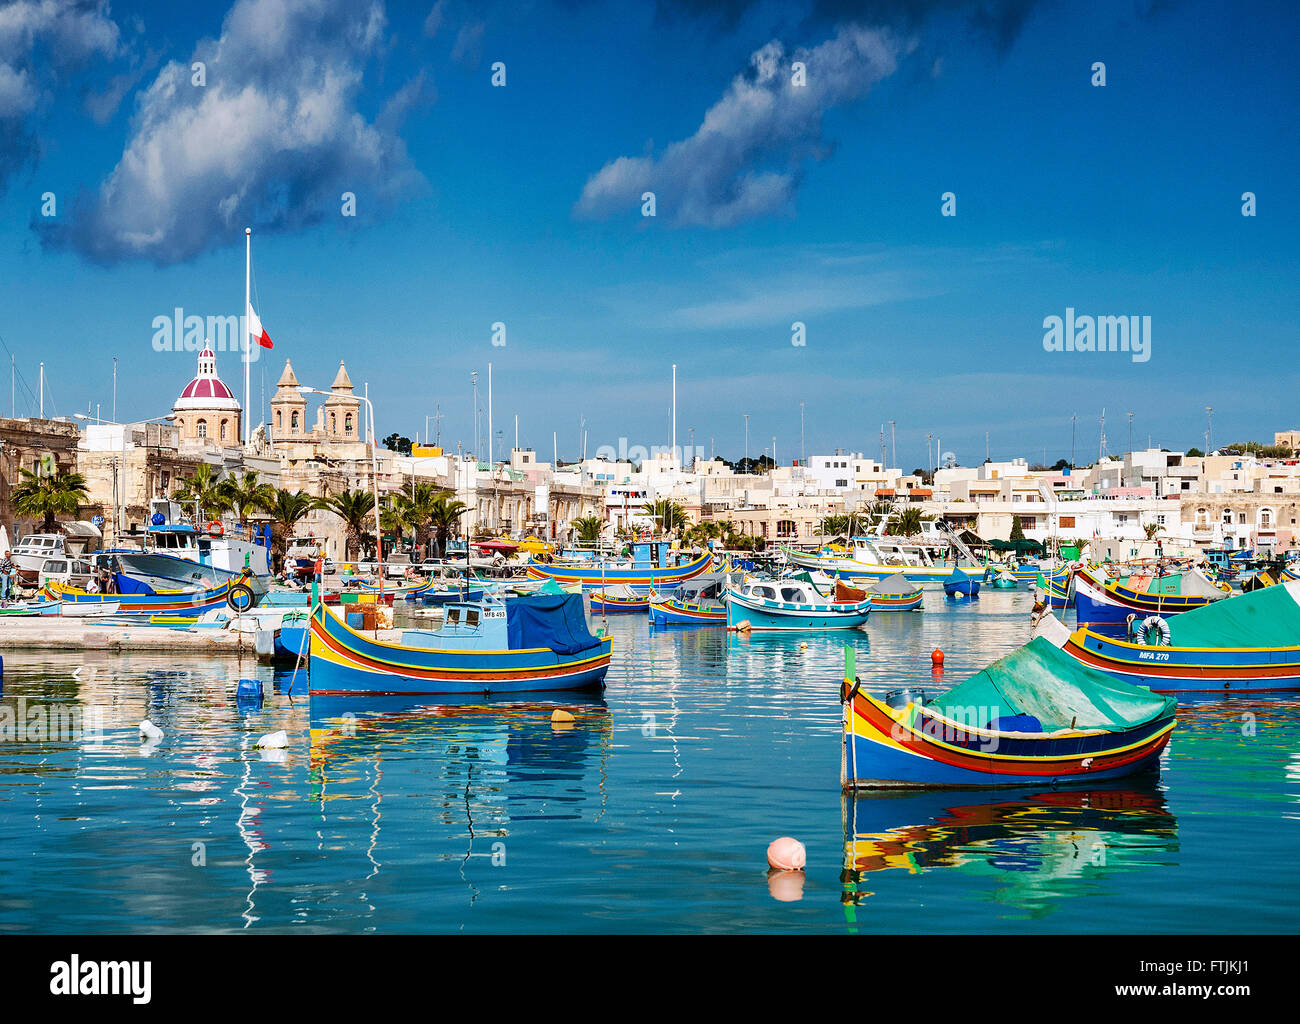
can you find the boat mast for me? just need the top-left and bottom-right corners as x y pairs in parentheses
(244, 227), (251, 446)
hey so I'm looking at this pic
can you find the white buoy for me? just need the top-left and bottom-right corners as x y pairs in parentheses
(139, 719), (163, 741)
(255, 730), (289, 749)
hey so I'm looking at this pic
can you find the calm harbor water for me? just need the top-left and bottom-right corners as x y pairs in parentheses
(1, 590), (1297, 934)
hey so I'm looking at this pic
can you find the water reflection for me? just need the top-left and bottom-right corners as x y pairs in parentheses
(841, 784), (1179, 925)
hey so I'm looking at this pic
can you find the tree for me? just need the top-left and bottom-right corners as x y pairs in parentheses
(641, 498), (689, 536)
(572, 515), (605, 542)
(383, 433), (413, 455)
(1143, 522), (1164, 542)
(12, 468), (89, 532)
(264, 490), (321, 571)
(427, 492), (469, 557)
(320, 488), (377, 561)
(889, 506), (931, 538)
(219, 469), (276, 522)
(1187, 447), (1204, 458)
(1010, 515), (1026, 542)
(171, 463), (229, 519)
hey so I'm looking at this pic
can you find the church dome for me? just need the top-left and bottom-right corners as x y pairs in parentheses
(174, 346), (241, 412)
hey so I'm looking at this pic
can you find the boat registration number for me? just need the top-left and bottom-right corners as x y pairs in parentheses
(1137, 651), (1170, 661)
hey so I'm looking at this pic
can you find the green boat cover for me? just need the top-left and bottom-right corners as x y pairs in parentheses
(535, 577), (567, 595)
(927, 637), (1175, 732)
(1112, 570), (1224, 599)
(1165, 581), (1300, 649)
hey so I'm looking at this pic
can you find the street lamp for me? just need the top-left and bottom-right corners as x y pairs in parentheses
(300, 385), (383, 602)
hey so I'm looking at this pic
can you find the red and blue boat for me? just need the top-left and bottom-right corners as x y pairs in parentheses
(648, 573), (729, 626)
(590, 584), (651, 614)
(42, 571), (253, 616)
(526, 550), (713, 590)
(1034, 564), (1074, 608)
(1047, 580), (1300, 693)
(840, 641), (1176, 789)
(308, 592), (613, 695)
(1073, 566), (1227, 627)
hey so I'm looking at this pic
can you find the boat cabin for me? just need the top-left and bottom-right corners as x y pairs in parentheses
(402, 599), (509, 651)
(739, 580), (826, 606)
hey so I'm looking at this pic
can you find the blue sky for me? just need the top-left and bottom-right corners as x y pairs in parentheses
(1, 0), (1296, 471)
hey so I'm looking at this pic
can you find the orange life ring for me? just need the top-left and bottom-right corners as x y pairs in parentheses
(208, 520), (224, 535)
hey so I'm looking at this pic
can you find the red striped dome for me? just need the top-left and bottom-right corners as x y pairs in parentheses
(179, 377), (236, 400)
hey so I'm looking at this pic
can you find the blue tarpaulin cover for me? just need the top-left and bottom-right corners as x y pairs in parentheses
(506, 594), (603, 655)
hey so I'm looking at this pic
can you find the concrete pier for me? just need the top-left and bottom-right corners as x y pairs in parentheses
(0, 619), (265, 656)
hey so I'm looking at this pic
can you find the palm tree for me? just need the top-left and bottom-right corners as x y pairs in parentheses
(171, 463), (229, 520)
(889, 506), (931, 538)
(572, 515), (604, 542)
(1143, 522), (1164, 542)
(219, 469), (277, 523)
(264, 489), (321, 571)
(321, 488), (376, 561)
(12, 468), (89, 531)
(642, 498), (689, 536)
(403, 482), (446, 557)
(427, 492), (469, 557)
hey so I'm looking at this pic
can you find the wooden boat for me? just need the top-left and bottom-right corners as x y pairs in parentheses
(308, 592), (613, 695)
(989, 571), (1019, 589)
(590, 584), (651, 613)
(840, 642), (1176, 789)
(419, 585), (484, 605)
(1034, 564), (1074, 608)
(648, 573), (729, 625)
(943, 570), (981, 599)
(42, 572), (251, 616)
(0, 599), (62, 617)
(1074, 566), (1227, 628)
(1044, 579), (1300, 693)
(725, 578), (871, 631)
(862, 573), (923, 612)
(525, 549), (713, 590)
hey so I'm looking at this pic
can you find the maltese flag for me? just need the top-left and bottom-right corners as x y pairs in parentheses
(247, 307), (274, 349)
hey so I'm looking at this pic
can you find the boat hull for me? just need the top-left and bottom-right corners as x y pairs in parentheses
(782, 548), (982, 588)
(842, 687), (1174, 789)
(1074, 569), (1221, 627)
(725, 591), (871, 631)
(308, 601), (613, 695)
(649, 598), (726, 625)
(1061, 628), (1300, 694)
(525, 550), (713, 589)
(867, 592), (924, 612)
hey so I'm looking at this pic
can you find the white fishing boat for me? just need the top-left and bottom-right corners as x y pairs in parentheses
(725, 578), (872, 631)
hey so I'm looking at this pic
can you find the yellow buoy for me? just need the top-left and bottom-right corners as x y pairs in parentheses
(551, 709), (575, 723)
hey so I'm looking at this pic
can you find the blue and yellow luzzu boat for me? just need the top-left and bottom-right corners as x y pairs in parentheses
(42, 571), (252, 616)
(1048, 580), (1300, 693)
(1073, 566), (1228, 627)
(649, 573), (729, 626)
(308, 592), (613, 695)
(590, 585), (651, 613)
(1035, 564), (1074, 608)
(525, 549), (713, 590)
(840, 642), (1176, 789)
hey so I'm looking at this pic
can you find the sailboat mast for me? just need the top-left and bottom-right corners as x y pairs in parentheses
(244, 227), (251, 445)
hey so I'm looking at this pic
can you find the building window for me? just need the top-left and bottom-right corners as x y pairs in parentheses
(276, 410), (282, 430)
(1060, 516), (1075, 528)
(220, 420), (228, 441)
(1222, 509), (1233, 525)
(197, 419), (207, 438)
(345, 413), (353, 434)
(291, 411), (299, 431)
(330, 413), (337, 433)
(1261, 508), (1274, 528)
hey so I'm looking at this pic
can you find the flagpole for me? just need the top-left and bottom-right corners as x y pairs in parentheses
(244, 227), (251, 445)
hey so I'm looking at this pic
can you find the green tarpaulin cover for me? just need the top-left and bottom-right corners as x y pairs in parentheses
(928, 637), (1175, 731)
(1166, 581), (1300, 649)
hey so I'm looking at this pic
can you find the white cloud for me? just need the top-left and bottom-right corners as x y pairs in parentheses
(575, 25), (904, 228)
(46, 0), (427, 264)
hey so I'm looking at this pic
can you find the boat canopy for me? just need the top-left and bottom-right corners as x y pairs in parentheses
(535, 577), (567, 595)
(1166, 580), (1300, 648)
(929, 637), (1175, 732)
(505, 593), (603, 655)
(868, 572), (920, 596)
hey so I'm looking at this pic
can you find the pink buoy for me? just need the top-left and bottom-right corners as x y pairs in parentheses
(766, 836), (806, 871)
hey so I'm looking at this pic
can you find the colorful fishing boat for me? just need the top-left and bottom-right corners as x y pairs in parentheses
(1043, 579), (1300, 693)
(862, 573), (924, 612)
(1034, 564), (1074, 608)
(726, 578), (872, 631)
(0, 599), (62, 617)
(648, 573), (729, 625)
(42, 571), (253, 616)
(988, 571), (1019, 589)
(308, 592), (613, 695)
(840, 642), (1176, 789)
(1074, 566), (1227, 627)
(525, 549), (713, 590)
(590, 584), (651, 613)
